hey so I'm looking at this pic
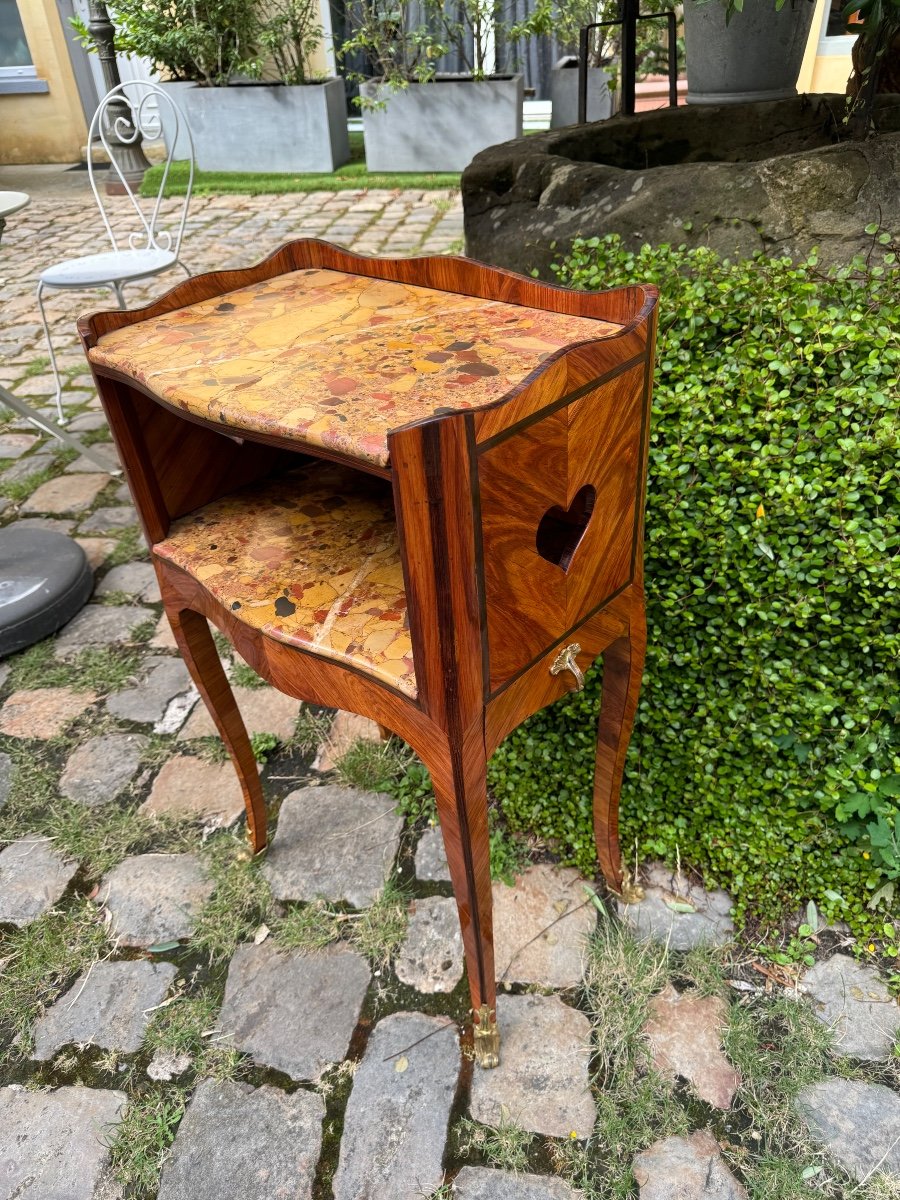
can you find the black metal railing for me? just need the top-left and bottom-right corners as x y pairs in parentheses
(578, 0), (679, 122)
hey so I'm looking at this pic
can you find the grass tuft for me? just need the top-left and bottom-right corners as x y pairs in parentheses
(106, 1086), (185, 1195)
(144, 990), (245, 1082)
(192, 834), (273, 963)
(456, 1114), (536, 1173)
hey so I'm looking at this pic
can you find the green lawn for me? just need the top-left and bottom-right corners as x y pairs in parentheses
(142, 132), (460, 196)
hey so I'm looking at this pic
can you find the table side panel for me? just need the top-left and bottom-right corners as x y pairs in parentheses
(478, 360), (647, 695)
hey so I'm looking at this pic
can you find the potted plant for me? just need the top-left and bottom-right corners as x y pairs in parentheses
(89, 0), (350, 172)
(342, 0), (524, 172)
(844, 0), (900, 135)
(682, 0), (817, 104)
(512, 0), (614, 126)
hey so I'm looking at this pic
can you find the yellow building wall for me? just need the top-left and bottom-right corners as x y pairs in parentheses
(0, 0), (88, 164)
(798, 0), (854, 94)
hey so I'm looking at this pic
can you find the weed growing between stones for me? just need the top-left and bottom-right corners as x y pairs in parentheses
(230, 659), (268, 689)
(347, 875), (410, 969)
(191, 834), (273, 964)
(144, 990), (245, 1082)
(0, 901), (108, 1059)
(455, 1112), (537, 1171)
(273, 900), (343, 954)
(106, 526), (147, 567)
(5, 639), (146, 698)
(106, 1085), (187, 1193)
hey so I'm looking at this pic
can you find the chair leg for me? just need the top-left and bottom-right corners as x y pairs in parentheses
(35, 281), (65, 424)
(166, 605), (268, 853)
(426, 735), (499, 1068)
(593, 607), (647, 893)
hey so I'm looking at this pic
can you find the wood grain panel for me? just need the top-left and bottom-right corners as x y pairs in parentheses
(478, 363), (645, 693)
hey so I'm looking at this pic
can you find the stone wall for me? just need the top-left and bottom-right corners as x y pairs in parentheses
(461, 95), (900, 277)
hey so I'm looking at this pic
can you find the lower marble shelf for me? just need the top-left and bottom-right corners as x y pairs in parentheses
(154, 460), (417, 697)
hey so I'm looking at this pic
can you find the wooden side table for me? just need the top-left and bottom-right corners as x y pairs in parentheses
(79, 240), (658, 1068)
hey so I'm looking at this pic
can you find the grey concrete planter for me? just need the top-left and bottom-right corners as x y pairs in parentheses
(360, 75), (524, 172)
(166, 80), (350, 172)
(550, 61), (614, 128)
(157, 81), (197, 160)
(683, 0), (817, 104)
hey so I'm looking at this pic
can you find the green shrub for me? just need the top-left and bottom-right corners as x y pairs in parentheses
(488, 235), (899, 940)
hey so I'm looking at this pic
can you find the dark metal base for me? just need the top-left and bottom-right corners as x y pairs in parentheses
(0, 529), (93, 658)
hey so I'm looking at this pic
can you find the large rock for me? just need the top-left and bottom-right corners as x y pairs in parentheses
(632, 1130), (747, 1199)
(493, 864), (596, 988)
(98, 853), (214, 948)
(158, 1079), (324, 1200)
(799, 954), (900, 1060)
(415, 825), (451, 883)
(454, 1167), (581, 1198)
(262, 784), (403, 908)
(178, 686), (302, 743)
(139, 755), (245, 830)
(0, 837), (78, 927)
(53, 605), (155, 659)
(332, 1011), (460, 1200)
(796, 1078), (900, 1180)
(462, 95), (900, 277)
(642, 983), (740, 1109)
(218, 942), (370, 1080)
(32, 959), (177, 1061)
(0, 1084), (126, 1199)
(469, 993), (596, 1139)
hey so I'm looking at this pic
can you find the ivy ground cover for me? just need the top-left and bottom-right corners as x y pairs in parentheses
(489, 235), (899, 944)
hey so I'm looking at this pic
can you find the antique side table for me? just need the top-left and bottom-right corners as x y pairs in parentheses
(79, 240), (658, 1068)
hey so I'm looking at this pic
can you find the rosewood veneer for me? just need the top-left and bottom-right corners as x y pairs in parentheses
(78, 240), (658, 1068)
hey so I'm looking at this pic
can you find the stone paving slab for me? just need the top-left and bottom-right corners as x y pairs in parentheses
(219, 941), (371, 1081)
(0, 751), (12, 809)
(395, 895), (464, 993)
(454, 1167), (582, 1199)
(799, 953), (900, 1060)
(796, 1077), (900, 1181)
(0, 836), (78, 927)
(633, 1131), (747, 1199)
(263, 784), (403, 909)
(0, 431), (39, 458)
(469, 994), (596, 1139)
(415, 825), (452, 883)
(333, 1011), (460, 1200)
(139, 755), (246, 830)
(64, 445), (120, 475)
(643, 983), (740, 1109)
(0, 1084), (127, 1200)
(618, 862), (734, 950)
(60, 732), (147, 807)
(157, 1079), (324, 1200)
(32, 959), (177, 1061)
(21, 473), (110, 514)
(99, 853), (214, 948)
(78, 506), (138, 533)
(494, 864), (596, 988)
(178, 685), (302, 743)
(0, 686), (97, 739)
(53, 605), (155, 659)
(76, 537), (118, 571)
(106, 657), (192, 724)
(95, 562), (160, 603)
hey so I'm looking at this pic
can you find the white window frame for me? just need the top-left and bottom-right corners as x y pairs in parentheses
(816, 0), (856, 55)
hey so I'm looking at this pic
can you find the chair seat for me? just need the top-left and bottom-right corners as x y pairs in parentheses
(154, 461), (417, 698)
(40, 248), (176, 288)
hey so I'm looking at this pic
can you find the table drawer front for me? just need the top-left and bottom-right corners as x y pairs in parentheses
(477, 362), (646, 694)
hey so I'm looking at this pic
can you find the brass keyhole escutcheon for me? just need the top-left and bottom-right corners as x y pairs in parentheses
(550, 642), (584, 691)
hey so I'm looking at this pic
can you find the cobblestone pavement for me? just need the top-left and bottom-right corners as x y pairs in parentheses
(2, 173), (900, 1200)
(0, 171), (464, 406)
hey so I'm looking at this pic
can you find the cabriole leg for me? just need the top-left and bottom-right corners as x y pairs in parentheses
(166, 605), (268, 853)
(427, 740), (499, 1068)
(593, 608), (647, 895)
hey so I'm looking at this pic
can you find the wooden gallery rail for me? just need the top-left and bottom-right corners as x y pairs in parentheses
(79, 240), (659, 1068)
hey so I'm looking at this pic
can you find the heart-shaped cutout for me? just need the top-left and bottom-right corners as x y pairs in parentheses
(535, 484), (596, 572)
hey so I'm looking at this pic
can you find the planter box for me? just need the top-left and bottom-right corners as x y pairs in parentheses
(683, 0), (817, 104)
(360, 75), (524, 172)
(550, 60), (613, 127)
(157, 81), (197, 161)
(163, 79), (350, 173)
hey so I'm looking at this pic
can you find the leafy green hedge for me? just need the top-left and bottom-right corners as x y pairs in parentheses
(487, 235), (899, 939)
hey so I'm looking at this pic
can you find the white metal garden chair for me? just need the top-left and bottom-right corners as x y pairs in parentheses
(36, 81), (194, 423)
